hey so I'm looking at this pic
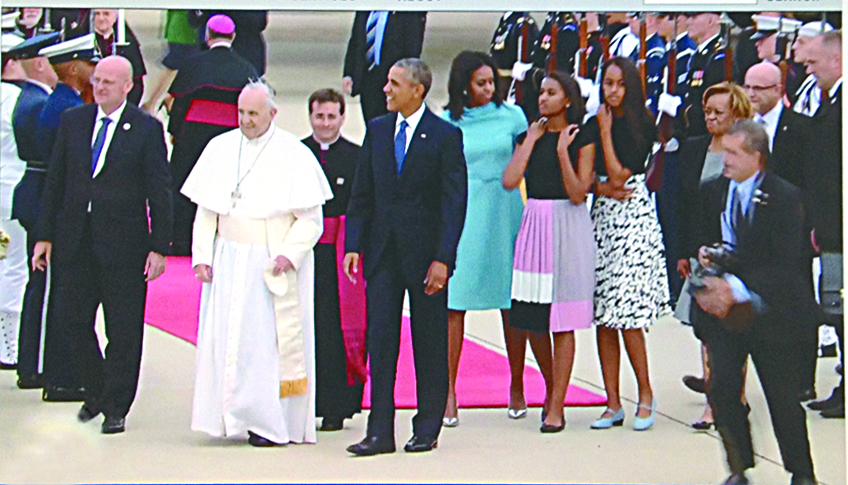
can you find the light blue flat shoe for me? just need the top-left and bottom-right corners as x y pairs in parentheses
(590, 407), (625, 429)
(633, 399), (656, 431)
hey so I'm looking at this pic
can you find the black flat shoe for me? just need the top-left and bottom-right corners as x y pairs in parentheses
(247, 431), (284, 447)
(540, 420), (566, 433)
(101, 416), (125, 434)
(16, 373), (43, 389)
(347, 436), (396, 456)
(403, 435), (437, 453)
(319, 417), (344, 431)
(691, 420), (714, 430)
(721, 472), (749, 485)
(0, 361), (17, 370)
(77, 404), (101, 423)
(682, 375), (706, 394)
(42, 386), (86, 402)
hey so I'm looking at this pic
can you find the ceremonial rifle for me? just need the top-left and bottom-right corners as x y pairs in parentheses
(578, 15), (589, 78)
(777, 15), (789, 91)
(638, 13), (648, 96)
(600, 13), (610, 62)
(516, 19), (529, 104)
(721, 15), (733, 82)
(646, 13), (677, 193)
(548, 13), (558, 74)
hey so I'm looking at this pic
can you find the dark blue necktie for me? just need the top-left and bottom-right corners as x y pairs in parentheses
(395, 120), (408, 174)
(365, 12), (380, 70)
(91, 117), (112, 175)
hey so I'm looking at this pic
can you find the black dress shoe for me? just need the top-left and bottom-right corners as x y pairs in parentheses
(101, 416), (125, 434)
(540, 419), (566, 433)
(347, 436), (396, 456)
(403, 435), (438, 453)
(691, 420), (714, 431)
(683, 375), (706, 394)
(721, 472), (749, 485)
(798, 388), (817, 402)
(16, 373), (43, 389)
(77, 404), (101, 423)
(248, 431), (284, 447)
(820, 402), (844, 418)
(0, 361), (17, 370)
(42, 386), (86, 402)
(320, 417), (344, 431)
(790, 474), (816, 485)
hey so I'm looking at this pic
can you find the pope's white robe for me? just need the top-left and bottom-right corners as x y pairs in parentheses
(182, 125), (332, 444)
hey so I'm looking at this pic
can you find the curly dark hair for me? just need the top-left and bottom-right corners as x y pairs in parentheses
(599, 57), (657, 150)
(444, 51), (502, 121)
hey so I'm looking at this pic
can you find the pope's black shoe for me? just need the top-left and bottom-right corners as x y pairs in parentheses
(347, 436), (396, 456)
(77, 404), (101, 423)
(403, 435), (438, 453)
(42, 385), (86, 402)
(101, 416), (125, 434)
(248, 431), (284, 447)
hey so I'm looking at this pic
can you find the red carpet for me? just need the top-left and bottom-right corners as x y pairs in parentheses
(145, 257), (607, 409)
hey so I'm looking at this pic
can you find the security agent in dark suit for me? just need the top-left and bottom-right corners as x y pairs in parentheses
(31, 56), (173, 435)
(692, 121), (816, 485)
(343, 58), (467, 455)
(343, 11), (426, 123)
(802, 30), (843, 418)
(744, 63), (820, 402)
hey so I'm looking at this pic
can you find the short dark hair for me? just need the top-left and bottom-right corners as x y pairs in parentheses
(393, 58), (432, 98)
(444, 51), (502, 121)
(727, 119), (770, 167)
(308, 88), (346, 115)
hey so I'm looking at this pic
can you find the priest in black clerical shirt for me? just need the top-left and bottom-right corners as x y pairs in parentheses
(300, 88), (367, 432)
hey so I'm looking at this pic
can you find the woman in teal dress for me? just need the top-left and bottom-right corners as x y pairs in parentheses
(440, 51), (532, 426)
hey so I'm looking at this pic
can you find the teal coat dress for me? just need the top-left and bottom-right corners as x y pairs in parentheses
(442, 102), (527, 310)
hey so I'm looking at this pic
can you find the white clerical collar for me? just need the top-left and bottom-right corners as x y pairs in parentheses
(313, 133), (341, 150)
(25, 78), (52, 94)
(97, 99), (127, 123)
(210, 41), (232, 49)
(828, 78), (842, 99)
(245, 123), (276, 145)
(758, 101), (782, 127)
(697, 33), (719, 53)
(397, 103), (425, 134)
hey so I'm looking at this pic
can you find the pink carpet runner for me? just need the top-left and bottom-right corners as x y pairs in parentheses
(145, 257), (607, 408)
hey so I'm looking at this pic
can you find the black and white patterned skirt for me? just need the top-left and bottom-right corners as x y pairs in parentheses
(591, 174), (671, 330)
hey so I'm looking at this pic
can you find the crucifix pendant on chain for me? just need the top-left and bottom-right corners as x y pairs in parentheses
(231, 189), (242, 208)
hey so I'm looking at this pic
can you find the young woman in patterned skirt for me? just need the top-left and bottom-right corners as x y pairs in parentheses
(503, 71), (596, 433)
(577, 57), (671, 431)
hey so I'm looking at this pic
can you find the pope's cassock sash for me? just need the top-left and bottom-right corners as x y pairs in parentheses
(182, 125), (333, 398)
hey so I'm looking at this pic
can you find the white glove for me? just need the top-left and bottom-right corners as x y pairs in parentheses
(511, 62), (533, 81)
(574, 76), (595, 98)
(658, 93), (682, 118)
(664, 138), (680, 153)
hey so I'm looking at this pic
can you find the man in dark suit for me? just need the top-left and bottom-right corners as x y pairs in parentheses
(693, 120), (816, 485)
(343, 58), (467, 455)
(743, 62), (819, 402)
(343, 11), (426, 123)
(31, 55), (173, 434)
(802, 30), (843, 419)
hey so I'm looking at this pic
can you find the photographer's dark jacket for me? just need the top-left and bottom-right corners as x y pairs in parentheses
(694, 173), (819, 339)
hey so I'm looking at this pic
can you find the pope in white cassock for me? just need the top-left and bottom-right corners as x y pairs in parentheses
(181, 80), (333, 447)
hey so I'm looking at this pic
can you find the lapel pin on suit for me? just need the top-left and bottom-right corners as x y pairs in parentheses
(122, 122), (131, 131)
(420, 133), (426, 138)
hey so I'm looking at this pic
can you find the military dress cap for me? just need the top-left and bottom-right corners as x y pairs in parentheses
(750, 15), (802, 41)
(38, 33), (99, 64)
(1, 33), (24, 53)
(6, 31), (61, 60)
(797, 21), (834, 38)
(207, 14), (235, 35)
(2, 11), (20, 30)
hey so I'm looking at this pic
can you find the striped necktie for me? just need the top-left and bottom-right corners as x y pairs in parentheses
(365, 13), (380, 70)
(91, 117), (112, 175)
